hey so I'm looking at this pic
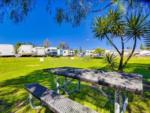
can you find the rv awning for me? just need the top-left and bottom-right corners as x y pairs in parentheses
(49, 67), (143, 94)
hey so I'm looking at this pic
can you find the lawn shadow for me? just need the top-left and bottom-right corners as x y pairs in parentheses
(125, 63), (150, 81)
(0, 68), (113, 113)
(0, 64), (150, 113)
(0, 69), (56, 113)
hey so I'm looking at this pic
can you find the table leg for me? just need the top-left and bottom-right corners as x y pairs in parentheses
(55, 76), (60, 94)
(121, 96), (128, 113)
(99, 86), (108, 97)
(54, 76), (81, 95)
(28, 94), (42, 109)
(114, 90), (120, 113)
(114, 90), (128, 113)
(77, 80), (81, 90)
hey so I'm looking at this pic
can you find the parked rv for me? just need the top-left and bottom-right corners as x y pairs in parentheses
(63, 50), (75, 56)
(0, 44), (15, 56)
(32, 47), (46, 56)
(45, 47), (58, 56)
(57, 49), (63, 56)
(18, 45), (33, 56)
(78, 52), (85, 57)
(139, 50), (150, 56)
(69, 50), (75, 56)
(62, 50), (68, 56)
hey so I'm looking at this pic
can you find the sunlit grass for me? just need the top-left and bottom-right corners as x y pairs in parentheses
(0, 56), (150, 113)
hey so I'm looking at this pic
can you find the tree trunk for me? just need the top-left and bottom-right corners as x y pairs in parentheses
(123, 37), (137, 68)
(106, 35), (121, 56)
(118, 55), (124, 72)
(118, 37), (124, 72)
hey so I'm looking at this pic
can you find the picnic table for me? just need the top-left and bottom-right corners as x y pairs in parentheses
(49, 67), (143, 113)
(26, 83), (98, 113)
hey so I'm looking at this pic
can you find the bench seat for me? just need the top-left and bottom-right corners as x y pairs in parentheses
(25, 83), (98, 113)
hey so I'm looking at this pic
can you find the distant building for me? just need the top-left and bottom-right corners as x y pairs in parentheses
(0, 44), (15, 56)
(139, 50), (150, 56)
(18, 45), (33, 56)
(105, 50), (119, 56)
(120, 49), (150, 56)
(85, 50), (94, 56)
(32, 47), (46, 56)
(105, 49), (150, 57)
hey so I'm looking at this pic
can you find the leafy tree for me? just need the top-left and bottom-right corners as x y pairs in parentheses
(15, 42), (22, 53)
(48, 0), (150, 48)
(0, 0), (150, 48)
(50, 0), (150, 26)
(0, 0), (35, 23)
(93, 10), (150, 72)
(123, 12), (150, 68)
(74, 49), (79, 56)
(43, 39), (51, 48)
(94, 48), (105, 56)
(58, 42), (69, 49)
(1, 0), (150, 24)
(0, 0), (150, 46)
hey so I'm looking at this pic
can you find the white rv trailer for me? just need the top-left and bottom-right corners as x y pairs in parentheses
(0, 44), (15, 56)
(62, 50), (70, 56)
(57, 49), (63, 56)
(62, 50), (75, 56)
(18, 45), (33, 56)
(69, 50), (75, 56)
(32, 47), (46, 56)
(139, 50), (150, 56)
(45, 47), (58, 56)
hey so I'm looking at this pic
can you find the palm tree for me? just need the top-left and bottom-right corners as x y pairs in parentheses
(93, 10), (125, 71)
(93, 10), (150, 72)
(43, 38), (51, 48)
(123, 12), (150, 68)
(58, 42), (69, 49)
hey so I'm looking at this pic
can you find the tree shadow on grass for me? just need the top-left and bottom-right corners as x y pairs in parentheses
(0, 69), (56, 113)
(0, 64), (150, 113)
(0, 68), (114, 113)
(124, 63), (150, 80)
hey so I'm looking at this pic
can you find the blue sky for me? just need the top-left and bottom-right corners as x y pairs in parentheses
(0, 1), (142, 50)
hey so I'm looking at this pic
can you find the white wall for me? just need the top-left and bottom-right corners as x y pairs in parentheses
(0, 44), (15, 56)
(18, 45), (33, 56)
(63, 50), (70, 56)
(33, 47), (45, 56)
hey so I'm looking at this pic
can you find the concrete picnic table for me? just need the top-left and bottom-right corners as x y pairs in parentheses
(49, 67), (143, 113)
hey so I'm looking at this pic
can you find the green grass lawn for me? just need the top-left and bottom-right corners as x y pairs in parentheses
(0, 57), (150, 113)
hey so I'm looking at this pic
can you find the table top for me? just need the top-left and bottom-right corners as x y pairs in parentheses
(49, 67), (143, 94)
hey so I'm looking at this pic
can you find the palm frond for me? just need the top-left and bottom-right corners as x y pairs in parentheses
(125, 11), (150, 42)
(105, 53), (117, 70)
